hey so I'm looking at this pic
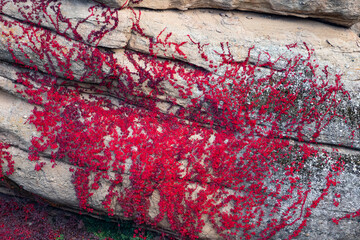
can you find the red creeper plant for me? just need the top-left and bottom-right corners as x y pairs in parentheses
(0, 143), (14, 179)
(0, 3), (359, 240)
(0, 0), (124, 47)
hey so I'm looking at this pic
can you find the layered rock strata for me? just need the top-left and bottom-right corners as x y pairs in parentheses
(0, 0), (360, 239)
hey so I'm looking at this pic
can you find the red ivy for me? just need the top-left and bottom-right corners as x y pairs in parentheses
(0, 3), (357, 240)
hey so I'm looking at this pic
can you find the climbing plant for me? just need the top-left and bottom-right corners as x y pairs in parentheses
(0, 1), (359, 239)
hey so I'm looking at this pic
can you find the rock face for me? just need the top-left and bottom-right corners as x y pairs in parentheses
(0, 0), (132, 48)
(126, 0), (360, 27)
(352, 22), (360, 35)
(0, 0), (360, 240)
(128, 9), (360, 81)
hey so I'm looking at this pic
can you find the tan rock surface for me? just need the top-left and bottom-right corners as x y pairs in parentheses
(128, 0), (360, 27)
(0, 0), (132, 48)
(352, 22), (360, 35)
(2, 62), (360, 239)
(1, 9), (359, 148)
(1, 1), (360, 239)
(0, 14), (113, 83)
(0, 62), (224, 238)
(94, 0), (129, 9)
(128, 9), (360, 82)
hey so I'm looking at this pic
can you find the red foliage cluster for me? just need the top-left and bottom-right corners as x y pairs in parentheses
(0, 193), (103, 239)
(0, 0), (121, 47)
(0, 196), (59, 239)
(0, 1), (358, 239)
(0, 143), (14, 179)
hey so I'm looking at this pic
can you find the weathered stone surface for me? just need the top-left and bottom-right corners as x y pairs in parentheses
(0, 90), (36, 151)
(5, 144), (360, 240)
(1, 1), (360, 239)
(0, 14), (114, 83)
(0, 63), (222, 238)
(1, 61), (360, 239)
(1, 10), (359, 149)
(94, 0), (129, 9)
(128, 9), (360, 82)
(352, 22), (360, 35)
(128, 0), (360, 27)
(3, 144), (223, 238)
(0, 0), (132, 48)
(117, 47), (360, 151)
(126, 9), (360, 151)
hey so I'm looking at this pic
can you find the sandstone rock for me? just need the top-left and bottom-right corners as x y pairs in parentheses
(108, 46), (360, 151)
(1, 62), (360, 239)
(128, 9), (360, 82)
(5, 143), (360, 240)
(0, 89), (37, 151)
(1, 12), (359, 152)
(1, 1), (360, 239)
(352, 22), (360, 35)
(128, 0), (360, 27)
(0, 0), (132, 48)
(1, 11), (359, 149)
(126, 9), (360, 151)
(94, 0), (129, 9)
(0, 63), (224, 238)
(0, 14), (114, 83)
(3, 144), (223, 238)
